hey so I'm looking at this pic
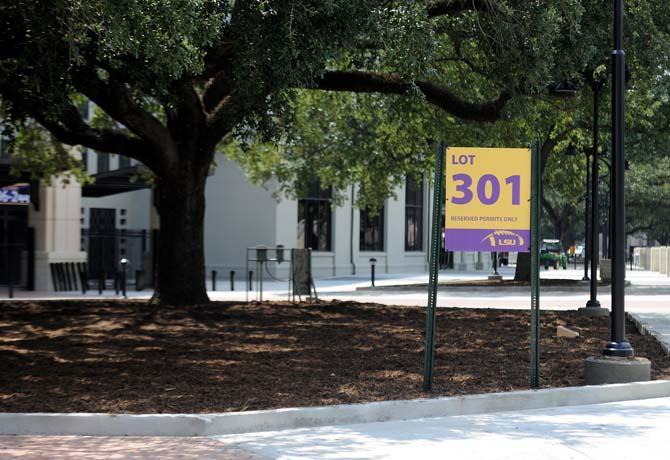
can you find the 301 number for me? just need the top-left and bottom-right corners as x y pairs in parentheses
(451, 174), (521, 206)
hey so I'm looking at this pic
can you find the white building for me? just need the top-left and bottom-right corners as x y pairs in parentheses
(203, 156), (432, 278)
(3, 143), (495, 294)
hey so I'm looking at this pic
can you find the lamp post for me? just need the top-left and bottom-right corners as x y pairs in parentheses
(583, 76), (608, 314)
(605, 0), (633, 357)
(566, 144), (590, 281)
(584, 0), (649, 384)
(599, 155), (612, 259)
(599, 154), (629, 260)
(584, 150), (591, 282)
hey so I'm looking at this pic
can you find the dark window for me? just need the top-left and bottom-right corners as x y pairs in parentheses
(405, 177), (424, 251)
(79, 102), (90, 120)
(0, 135), (10, 158)
(81, 149), (88, 172)
(97, 152), (109, 173)
(360, 206), (385, 251)
(297, 181), (332, 251)
(119, 155), (131, 169)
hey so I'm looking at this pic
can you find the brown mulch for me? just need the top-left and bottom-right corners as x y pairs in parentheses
(0, 300), (668, 414)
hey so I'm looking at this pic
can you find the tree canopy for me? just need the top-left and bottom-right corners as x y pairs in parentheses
(2, 0), (670, 303)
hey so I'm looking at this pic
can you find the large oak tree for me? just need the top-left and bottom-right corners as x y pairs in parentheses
(1, 1), (667, 304)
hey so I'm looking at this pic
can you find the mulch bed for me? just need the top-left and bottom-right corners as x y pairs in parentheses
(1, 300), (668, 413)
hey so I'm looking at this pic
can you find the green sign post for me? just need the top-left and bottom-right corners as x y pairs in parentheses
(423, 142), (445, 391)
(530, 141), (541, 389)
(422, 141), (542, 391)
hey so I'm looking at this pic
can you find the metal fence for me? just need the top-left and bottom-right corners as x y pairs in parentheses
(80, 229), (154, 286)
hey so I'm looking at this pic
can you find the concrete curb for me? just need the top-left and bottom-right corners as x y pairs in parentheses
(2, 380), (669, 436)
(628, 312), (670, 355)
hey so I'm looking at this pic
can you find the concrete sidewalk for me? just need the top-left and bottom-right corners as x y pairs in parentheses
(217, 397), (670, 459)
(4, 397), (666, 459)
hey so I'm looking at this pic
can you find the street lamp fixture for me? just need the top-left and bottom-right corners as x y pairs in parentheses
(549, 79), (578, 98)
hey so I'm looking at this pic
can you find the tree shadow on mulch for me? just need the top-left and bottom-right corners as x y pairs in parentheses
(1, 300), (668, 413)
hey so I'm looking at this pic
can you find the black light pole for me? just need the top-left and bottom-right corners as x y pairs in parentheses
(583, 154), (590, 281)
(566, 143), (591, 280)
(605, 0), (633, 357)
(586, 80), (604, 309)
(599, 155), (611, 259)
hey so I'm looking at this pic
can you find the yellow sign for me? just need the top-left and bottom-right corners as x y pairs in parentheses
(444, 147), (531, 251)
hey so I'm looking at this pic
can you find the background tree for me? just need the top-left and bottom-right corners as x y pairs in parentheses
(2, 1), (669, 302)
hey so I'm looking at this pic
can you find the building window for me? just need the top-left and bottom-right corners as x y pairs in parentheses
(297, 181), (332, 251)
(97, 152), (109, 173)
(0, 134), (11, 158)
(405, 177), (424, 251)
(79, 102), (90, 121)
(81, 149), (88, 172)
(360, 206), (385, 251)
(119, 155), (131, 169)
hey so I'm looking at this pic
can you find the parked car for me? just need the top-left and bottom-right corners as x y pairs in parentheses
(540, 239), (568, 269)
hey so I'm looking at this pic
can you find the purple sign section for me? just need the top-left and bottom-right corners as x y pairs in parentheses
(445, 229), (531, 253)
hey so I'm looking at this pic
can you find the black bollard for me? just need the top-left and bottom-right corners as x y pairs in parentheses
(136, 270), (144, 291)
(369, 258), (377, 287)
(211, 270), (217, 291)
(230, 270), (235, 291)
(98, 272), (104, 294)
(121, 269), (127, 299)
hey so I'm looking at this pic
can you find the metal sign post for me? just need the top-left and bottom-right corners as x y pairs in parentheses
(530, 141), (541, 389)
(423, 142), (445, 391)
(423, 144), (536, 390)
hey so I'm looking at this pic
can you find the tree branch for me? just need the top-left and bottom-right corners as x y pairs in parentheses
(626, 224), (653, 236)
(34, 104), (162, 174)
(71, 67), (178, 166)
(311, 70), (510, 122)
(427, 0), (496, 18)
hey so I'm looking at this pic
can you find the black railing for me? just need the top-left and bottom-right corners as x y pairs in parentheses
(80, 229), (153, 285)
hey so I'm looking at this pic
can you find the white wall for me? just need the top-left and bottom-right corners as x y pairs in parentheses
(204, 156), (277, 277)
(81, 189), (151, 231)
(201, 159), (432, 279)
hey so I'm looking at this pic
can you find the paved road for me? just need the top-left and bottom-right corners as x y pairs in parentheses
(4, 266), (670, 349)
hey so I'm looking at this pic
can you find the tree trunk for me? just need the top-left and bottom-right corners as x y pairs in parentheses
(151, 157), (210, 306)
(513, 137), (554, 281)
(514, 252), (531, 281)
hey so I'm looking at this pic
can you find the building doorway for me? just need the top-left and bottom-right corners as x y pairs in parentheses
(0, 204), (32, 289)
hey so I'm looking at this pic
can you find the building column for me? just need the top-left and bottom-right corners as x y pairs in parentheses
(29, 177), (86, 290)
(475, 251), (484, 270)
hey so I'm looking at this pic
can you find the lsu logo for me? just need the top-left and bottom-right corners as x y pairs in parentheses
(481, 230), (524, 248)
